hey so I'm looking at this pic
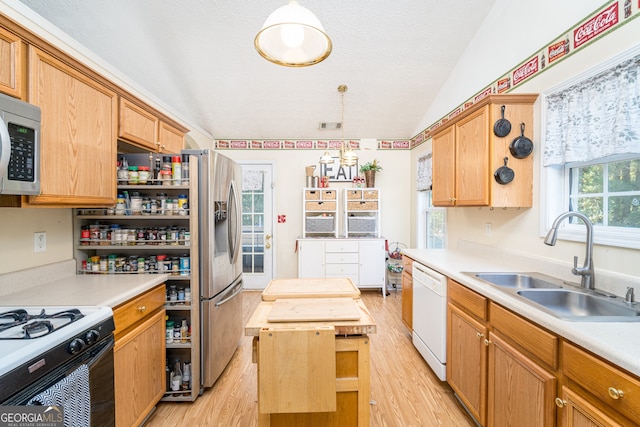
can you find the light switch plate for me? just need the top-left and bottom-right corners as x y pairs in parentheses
(34, 232), (46, 252)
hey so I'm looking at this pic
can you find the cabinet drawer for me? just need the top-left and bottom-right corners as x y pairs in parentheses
(321, 190), (336, 200)
(563, 341), (640, 425)
(345, 189), (362, 200)
(305, 189), (320, 200)
(305, 201), (336, 211)
(113, 284), (166, 338)
(401, 256), (413, 273)
(326, 263), (359, 275)
(326, 252), (359, 264)
(447, 279), (487, 320)
(347, 201), (378, 210)
(489, 302), (558, 370)
(363, 189), (379, 199)
(325, 240), (358, 252)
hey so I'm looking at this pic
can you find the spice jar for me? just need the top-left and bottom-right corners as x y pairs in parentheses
(138, 166), (150, 184)
(130, 192), (142, 215)
(128, 166), (139, 184)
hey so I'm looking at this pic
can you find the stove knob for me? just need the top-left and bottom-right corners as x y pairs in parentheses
(85, 329), (100, 345)
(68, 338), (86, 354)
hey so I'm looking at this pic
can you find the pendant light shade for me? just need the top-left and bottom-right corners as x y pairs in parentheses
(255, 1), (332, 67)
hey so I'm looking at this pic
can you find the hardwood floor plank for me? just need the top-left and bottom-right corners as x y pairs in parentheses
(146, 290), (474, 427)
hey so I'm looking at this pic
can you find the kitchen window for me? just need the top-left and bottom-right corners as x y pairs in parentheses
(542, 47), (640, 249)
(418, 191), (446, 249)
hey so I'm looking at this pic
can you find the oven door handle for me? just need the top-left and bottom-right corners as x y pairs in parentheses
(87, 335), (114, 369)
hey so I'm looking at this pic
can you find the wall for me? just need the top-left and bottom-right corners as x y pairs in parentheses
(220, 147), (412, 279)
(411, 0), (640, 278)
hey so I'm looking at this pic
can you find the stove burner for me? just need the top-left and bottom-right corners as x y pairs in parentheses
(0, 308), (85, 339)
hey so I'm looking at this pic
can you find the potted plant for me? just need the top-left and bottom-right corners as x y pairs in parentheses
(360, 159), (382, 188)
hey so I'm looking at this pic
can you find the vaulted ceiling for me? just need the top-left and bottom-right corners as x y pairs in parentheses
(16, 0), (496, 140)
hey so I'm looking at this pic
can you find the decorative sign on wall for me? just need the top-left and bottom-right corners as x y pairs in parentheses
(319, 158), (359, 182)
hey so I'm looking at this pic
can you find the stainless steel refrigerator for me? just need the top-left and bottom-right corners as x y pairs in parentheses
(183, 149), (243, 389)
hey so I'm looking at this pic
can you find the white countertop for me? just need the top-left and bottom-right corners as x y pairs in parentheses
(1, 273), (170, 308)
(403, 248), (640, 377)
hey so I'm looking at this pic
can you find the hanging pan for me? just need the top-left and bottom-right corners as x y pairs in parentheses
(494, 157), (515, 185)
(493, 105), (511, 137)
(509, 123), (533, 159)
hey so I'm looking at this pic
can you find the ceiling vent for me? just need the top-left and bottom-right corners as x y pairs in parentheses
(319, 121), (342, 130)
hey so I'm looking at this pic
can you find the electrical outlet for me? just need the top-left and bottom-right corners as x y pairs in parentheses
(34, 232), (47, 252)
(485, 223), (492, 237)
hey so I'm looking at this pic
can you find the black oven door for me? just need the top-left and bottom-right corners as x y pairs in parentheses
(2, 334), (115, 427)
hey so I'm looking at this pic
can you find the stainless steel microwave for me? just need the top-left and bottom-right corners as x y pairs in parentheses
(0, 93), (40, 195)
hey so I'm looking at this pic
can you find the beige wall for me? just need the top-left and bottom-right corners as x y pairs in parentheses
(411, 0), (640, 278)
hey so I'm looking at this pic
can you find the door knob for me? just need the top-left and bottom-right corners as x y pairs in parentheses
(265, 234), (272, 249)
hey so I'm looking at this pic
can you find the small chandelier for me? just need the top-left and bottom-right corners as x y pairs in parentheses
(254, 0), (332, 67)
(338, 85), (357, 167)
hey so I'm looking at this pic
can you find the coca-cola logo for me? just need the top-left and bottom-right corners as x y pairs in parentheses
(263, 140), (281, 149)
(230, 140), (248, 149)
(548, 41), (566, 63)
(474, 87), (492, 102)
(296, 140), (313, 149)
(574, 3), (618, 48)
(449, 108), (462, 119)
(497, 77), (511, 93)
(513, 57), (539, 85)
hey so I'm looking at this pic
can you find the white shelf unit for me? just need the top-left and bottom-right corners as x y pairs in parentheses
(343, 188), (381, 238)
(302, 188), (339, 238)
(73, 153), (200, 402)
(297, 237), (387, 297)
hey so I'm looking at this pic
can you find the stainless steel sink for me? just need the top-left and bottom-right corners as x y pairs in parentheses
(472, 272), (563, 289)
(516, 289), (640, 320)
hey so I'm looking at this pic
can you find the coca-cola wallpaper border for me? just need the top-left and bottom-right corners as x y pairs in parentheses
(215, 0), (638, 152)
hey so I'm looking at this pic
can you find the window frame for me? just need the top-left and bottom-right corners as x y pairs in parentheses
(417, 190), (447, 249)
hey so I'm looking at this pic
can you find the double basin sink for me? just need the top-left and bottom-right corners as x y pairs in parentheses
(466, 272), (640, 322)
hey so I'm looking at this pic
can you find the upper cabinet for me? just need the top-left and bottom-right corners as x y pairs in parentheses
(432, 94), (538, 208)
(27, 46), (117, 206)
(0, 26), (24, 99)
(119, 97), (187, 153)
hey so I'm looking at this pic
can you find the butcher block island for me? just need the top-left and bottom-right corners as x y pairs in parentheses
(245, 278), (377, 427)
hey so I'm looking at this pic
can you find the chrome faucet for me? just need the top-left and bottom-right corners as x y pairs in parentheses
(626, 287), (635, 304)
(544, 211), (595, 290)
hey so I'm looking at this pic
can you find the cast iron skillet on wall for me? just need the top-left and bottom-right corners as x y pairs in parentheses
(509, 123), (533, 159)
(493, 105), (512, 137)
(494, 157), (515, 185)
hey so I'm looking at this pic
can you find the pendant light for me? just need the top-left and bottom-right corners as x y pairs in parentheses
(255, 1), (332, 67)
(338, 85), (358, 167)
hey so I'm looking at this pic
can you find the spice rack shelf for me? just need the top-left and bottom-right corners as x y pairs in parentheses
(73, 152), (200, 403)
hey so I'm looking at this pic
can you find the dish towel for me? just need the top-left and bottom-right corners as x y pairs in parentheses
(28, 364), (91, 427)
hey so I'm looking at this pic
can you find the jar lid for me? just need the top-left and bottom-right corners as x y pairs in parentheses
(166, 320), (174, 327)
(157, 254), (167, 260)
(128, 166), (138, 171)
(138, 166), (150, 171)
(172, 156), (181, 162)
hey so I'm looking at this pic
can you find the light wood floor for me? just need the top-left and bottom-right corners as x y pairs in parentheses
(146, 290), (475, 427)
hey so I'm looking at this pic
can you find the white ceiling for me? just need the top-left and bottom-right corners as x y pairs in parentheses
(16, 0), (496, 141)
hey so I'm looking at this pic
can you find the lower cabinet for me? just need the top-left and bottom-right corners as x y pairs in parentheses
(297, 238), (386, 294)
(401, 267), (413, 331)
(447, 278), (640, 427)
(113, 285), (166, 427)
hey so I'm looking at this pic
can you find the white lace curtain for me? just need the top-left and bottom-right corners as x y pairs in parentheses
(543, 54), (640, 166)
(416, 153), (432, 191)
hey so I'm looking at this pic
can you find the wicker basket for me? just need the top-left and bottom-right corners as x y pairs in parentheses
(306, 216), (335, 232)
(348, 217), (377, 232)
(346, 189), (362, 200)
(305, 201), (337, 211)
(363, 189), (379, 199)
(347, 201), (378, 210)
(304, 190), (320, 200)
(321, 190), (336, 200)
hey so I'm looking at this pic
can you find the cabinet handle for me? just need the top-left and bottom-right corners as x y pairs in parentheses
(608, 387), (624, 400)
(138, 305), (146, 313)
(554, 397), (566, 408)
(476, 332), (484, 338)
(484, 338), (491, 346)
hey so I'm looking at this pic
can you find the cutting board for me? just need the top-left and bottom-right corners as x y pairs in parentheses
(262, 278), (360, 301)
(267, 297), (361, 322)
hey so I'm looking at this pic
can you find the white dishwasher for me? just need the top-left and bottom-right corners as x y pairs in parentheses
(412, 261), (447, 381)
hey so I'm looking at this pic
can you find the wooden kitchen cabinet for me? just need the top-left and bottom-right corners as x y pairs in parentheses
(27, 46), (118, 206)
(432, 94), (538, 208)
(118, 97), (186, 153)
(401, 256), (413, 331)
(113, 284), (166, 427)
(0, 26), (24, 99)
(559, 342), (640, 426)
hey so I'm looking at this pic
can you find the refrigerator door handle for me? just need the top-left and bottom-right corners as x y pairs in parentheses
(215, 279), (243, 307)
(228, 180), (241, 265)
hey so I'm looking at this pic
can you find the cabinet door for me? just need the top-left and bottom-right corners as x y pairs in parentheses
(158, 121), (185, 153)
(455, 106), (490, 206)
(401, 270), (413, 331)
(114, 309), (165, 427)
(358, 240), (385, 287)
(0, 27), (23, 98)
(487, 332), (556, 427)
(432, 126), (456, 206)
(28, 46), (117, 205)
(559, 386), (624, 427)
(118, 97), (159, 151)
(447, 303), (488, 425)
(297, 240), (325, 278)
